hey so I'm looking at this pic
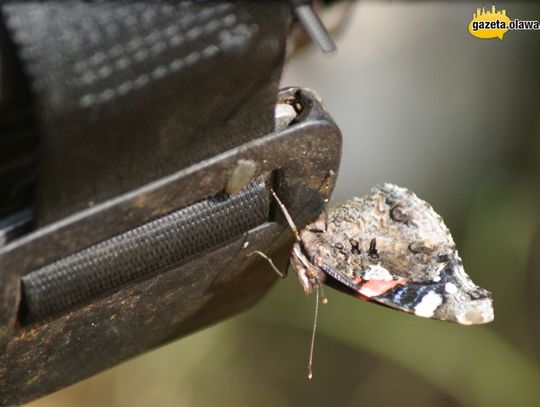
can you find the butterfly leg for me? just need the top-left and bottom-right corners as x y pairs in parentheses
(248, 250), (285, 278)
(270, 188), (302, 243)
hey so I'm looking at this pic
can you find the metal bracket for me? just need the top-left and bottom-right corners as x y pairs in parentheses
(0, 87), (341, 405)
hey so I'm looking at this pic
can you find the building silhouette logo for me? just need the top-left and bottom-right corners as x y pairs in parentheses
(468, 5), (510, 40)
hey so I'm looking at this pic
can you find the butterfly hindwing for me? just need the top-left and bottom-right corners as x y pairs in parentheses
(293, 183), (494, 324)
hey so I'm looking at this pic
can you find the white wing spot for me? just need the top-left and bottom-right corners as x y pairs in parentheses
(414, 291), (443, 318)
(445, 282), (458, 294)
(363, 264), (393, 281)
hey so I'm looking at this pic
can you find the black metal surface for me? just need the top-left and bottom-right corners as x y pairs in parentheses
(21, 181), (269, 322)
(0, 87), (342, 405)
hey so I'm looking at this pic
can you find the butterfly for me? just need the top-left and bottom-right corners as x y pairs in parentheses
(252, 183), (494, 378)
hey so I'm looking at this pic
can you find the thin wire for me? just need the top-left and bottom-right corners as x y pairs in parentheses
(307, 286), (320, 380)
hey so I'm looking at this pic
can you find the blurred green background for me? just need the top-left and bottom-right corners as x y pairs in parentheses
(26, 2), (540, 406)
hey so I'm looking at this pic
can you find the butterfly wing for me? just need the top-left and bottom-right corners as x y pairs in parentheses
(301, 183), (493, 325)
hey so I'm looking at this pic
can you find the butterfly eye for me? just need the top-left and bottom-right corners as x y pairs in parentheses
(390, 204), (409, 223)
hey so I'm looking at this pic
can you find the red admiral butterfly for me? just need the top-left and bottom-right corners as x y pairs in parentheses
(253, 183), (494, 378)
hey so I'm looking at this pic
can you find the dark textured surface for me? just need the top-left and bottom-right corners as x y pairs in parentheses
(0, 13), (38, 220)
(2, 223), (284, 406)
(0, 2), (293, 402)
(0, 87), (342, 405)
(2, 1), (289, 224)
(22, 181), (269, 322)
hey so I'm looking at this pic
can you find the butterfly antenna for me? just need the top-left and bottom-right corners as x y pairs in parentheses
(307, 285), (321, 380)
(270, 188), (301, 243)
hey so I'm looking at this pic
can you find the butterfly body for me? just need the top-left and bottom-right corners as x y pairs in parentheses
(289, 183), (494, 325)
